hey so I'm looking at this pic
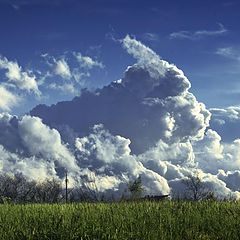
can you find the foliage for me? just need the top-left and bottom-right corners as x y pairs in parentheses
(128, 176), (144, 199)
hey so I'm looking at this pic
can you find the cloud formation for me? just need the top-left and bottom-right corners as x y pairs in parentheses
(0, 51), (105, 114)
(216, 47), (240, 61)
(74, 52), (104, 69)
(142, 33), (160, 42)
(54, 58), (72, 79)
(0, 85), (19, 111)
(0, 0), (76, 8)
(40, 52), (104, 95)
(0, 56), (40, 95)
(0, 113), (79, 182)
(1, 36), (240, 199)
(48, 82), (77, 94)
(170, 23), (227, 40)
(209, 107), (240, 142)
(31, 35), (209, 154)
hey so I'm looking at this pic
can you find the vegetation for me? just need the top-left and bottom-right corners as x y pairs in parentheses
(0, 173), (63, 204)
(128, 176), (144, 199)
(182, 174), (215, 201)
(0, 174), (147, 204)
(0, 201), (240, 239)
(0, 173), (238, 239)
(0, 173), (109, 204)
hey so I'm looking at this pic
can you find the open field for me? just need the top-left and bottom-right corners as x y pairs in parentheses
(0, 201), (240, 240)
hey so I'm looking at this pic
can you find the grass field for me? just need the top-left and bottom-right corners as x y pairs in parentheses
(0, 201), (240, 240)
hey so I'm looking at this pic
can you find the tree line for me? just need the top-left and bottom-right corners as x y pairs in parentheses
(0, 173), (228, 204)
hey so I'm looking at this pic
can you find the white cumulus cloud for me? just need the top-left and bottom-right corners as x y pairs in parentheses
(54, 58), (72, 79)
(1, 36), (240, 199)
(74, 52), (104, 69)
(0, 85), (20, 111)
(0, 56), (40, 95)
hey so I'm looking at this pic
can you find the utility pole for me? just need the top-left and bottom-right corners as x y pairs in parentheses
(65, 170), (68, 203)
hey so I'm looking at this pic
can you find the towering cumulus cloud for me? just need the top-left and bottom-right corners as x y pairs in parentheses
(0, 113), (79, 183)
(1, 35), (240, 199)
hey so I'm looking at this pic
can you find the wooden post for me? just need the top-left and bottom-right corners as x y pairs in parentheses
(65, 170), (68, 203)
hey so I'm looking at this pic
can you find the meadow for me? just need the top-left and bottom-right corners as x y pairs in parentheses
(0, 201), (240, 240)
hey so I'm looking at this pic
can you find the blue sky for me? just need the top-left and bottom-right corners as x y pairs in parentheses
(2, 0), (240, 199)
(0, 0), (240, 114)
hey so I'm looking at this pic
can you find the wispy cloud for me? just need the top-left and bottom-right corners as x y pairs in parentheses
(142, 33), (160, 42)
(0, 0), (76, 9)
(0, 0), (81, 12)
(222, 1), (239, 7)
(73, 52), (104, 69)
(169, 23), (227, 40)
(48, 83), (78, 95)
(216, 47), (240, 61)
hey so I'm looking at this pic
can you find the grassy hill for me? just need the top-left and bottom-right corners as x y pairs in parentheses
(0, 201), (240, 240)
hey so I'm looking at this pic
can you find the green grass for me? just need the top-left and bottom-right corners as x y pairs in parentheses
(0, 201), (240, 240)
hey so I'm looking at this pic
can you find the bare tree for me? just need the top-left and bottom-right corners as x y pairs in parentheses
(0, 173), (37, 203)
(182, 173), (214, 201)
(0, 173), (111, 204)
(69, 174), (103, 202)
(35, 178), (62, 203)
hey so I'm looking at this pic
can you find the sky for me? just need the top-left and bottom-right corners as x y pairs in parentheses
(1, 0), (240, 199)
(0, 0), (240, 114)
